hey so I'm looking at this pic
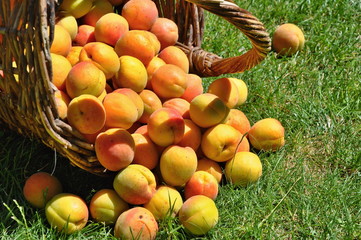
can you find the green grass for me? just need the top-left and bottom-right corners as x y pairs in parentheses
(1, 0), (360, 239)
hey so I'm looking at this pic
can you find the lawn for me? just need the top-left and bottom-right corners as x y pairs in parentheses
(0, 0), (360, 239)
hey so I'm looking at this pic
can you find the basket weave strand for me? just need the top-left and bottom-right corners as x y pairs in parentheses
(0, 0), (270, 175)
(179, 0), (271, 76)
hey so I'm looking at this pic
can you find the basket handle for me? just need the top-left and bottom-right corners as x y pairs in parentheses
(180, 0), (271, 77)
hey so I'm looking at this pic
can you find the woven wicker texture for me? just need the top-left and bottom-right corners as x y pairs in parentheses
(0, 0), (270, 175)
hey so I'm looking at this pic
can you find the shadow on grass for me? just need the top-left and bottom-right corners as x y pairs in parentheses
(0, 128), (114, 204)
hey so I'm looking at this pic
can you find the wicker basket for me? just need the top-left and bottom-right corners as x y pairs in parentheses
(0, 0), (271, 175)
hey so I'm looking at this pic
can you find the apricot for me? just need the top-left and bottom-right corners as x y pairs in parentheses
(50, 53), (72, 91)
(225, 152), (262, 187)
(102, 92), (139, 129)
(54, 90), (71, 120)
(45, 193), (89, 234)
(272, 23), (305, 56)
(94, 13), (129, 46)
(138, 89), (162, 124)
(113, 55), (148, 92)
(114, 207), (158, 240)
(151, 64), (188, 100)
(197, 158), (223, 183)
(81, 0), (114, 27)
(59, 0), (94, 19)
(51, 25), (72, 57)
(181, 73), (204, 102)
(113, 88), (144, 120)
(177, 119), (202, 151)
(89, 189), (129, 225)
(143, 31), (161, 56)
(222, 109), (251, 136)
(147, 107), (185, 147)
(201, 124), (242, 162)
(145, 56), (166, 89)
(144, 185), (183, 220)
(207, 77), (239, 109)
(189, 93), (230, 128)
(97, 89), (107, 102)
(95, 128), (135, 171)
(131, 133), (159, 170)
(79, 42), (120, 79)
(160, 145), (197, 187)
(158, 46), (189, 73)
(56, 14), (78, 40)
(248, 118), (285, 151)
(229, 77), (248, 106)
(66, 61), (106, 99)
(73, 24), (96, 46)
(179, 195), (218, 236)
(23, 172), (63, 209)
(135, 127), (166, 154)
(134, 124), (148, 135)
(121, 0), (158, 31)
(184, 171), (219, 200)
(150, 17), (179, 50)
(67, 94), (106, 134)
(66, 46), (83, 66)
(113, 164), (156, 205)
(114, 30), (157, 66)
(82, 126), (107, 144)
(162, 97), (190, 119)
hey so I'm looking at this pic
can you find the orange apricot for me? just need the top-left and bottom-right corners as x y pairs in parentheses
(121, 0), (158, 30)
(150, 17), (179, 50)
(102, 92), (139, 129)
(151, 64), (187, 100)
(95, 128), (135, 171)
(114, 30), (157, 66)
(158, 46), (189, 73)
(67, 94), (106, 134)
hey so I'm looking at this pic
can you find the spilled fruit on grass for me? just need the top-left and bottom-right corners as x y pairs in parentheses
(21, 0), (290, 237)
